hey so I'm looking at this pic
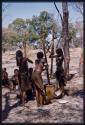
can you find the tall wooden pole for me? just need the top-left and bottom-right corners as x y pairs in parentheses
(23, 32), (28, 58)
(41, 33), (50, 84)
(62, 2), (70, 78)
(50, 24), (55, 77)
(23, 40), (26, 57)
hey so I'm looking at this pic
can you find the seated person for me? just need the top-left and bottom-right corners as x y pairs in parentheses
(10, 69), (19, 90)
(2, 68), (9, 86)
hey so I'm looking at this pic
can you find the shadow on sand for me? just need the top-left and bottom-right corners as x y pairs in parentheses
(2, 92), (21, 121)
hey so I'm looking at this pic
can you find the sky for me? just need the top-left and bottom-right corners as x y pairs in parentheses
(2, 2), (83, 28)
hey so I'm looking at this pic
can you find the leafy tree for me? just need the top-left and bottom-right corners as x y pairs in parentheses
(28, 11), (58, 48)
(2, 29), (18, 47)
(8, 18), (26, 35)
(68, 23), (78, 47)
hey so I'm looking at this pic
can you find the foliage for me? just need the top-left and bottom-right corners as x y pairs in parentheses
(29, 11), (58, 40)
(2, 29), (19, 50)
(69, 23), (78, 40)
(8, 18), (26, 35)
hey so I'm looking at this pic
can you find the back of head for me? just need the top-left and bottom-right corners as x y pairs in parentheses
(16, 50), (23, 66)
(16, 50), (23, 58)
(35, 59), (40, 65)
(3, 68), (6, 71)
(37, 52), (44, 59)
(14, 69), (19, 74)
(56, 48), (63, 57)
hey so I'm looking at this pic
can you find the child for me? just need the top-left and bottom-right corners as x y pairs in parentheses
(2, 68), (9, 87)
(11, 69), (19, 90)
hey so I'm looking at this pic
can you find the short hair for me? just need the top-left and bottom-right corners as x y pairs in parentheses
(37, 52), (44, 59)
(56, 48), (63, 56)
(16, 50), (23, 66)
(14, 69), (19, 73)
(3, 68), (6, 71)
(16, 50), (23, 58)
(35, 59), (40, 65)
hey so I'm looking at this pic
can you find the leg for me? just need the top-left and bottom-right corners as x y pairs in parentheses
(39, 93), (44, 105)
(22, 91), (26, 106)
(36, 89), (40, 107)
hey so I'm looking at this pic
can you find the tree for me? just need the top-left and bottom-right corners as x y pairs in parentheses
(2, 3), (10, 20)
(29, 11), (58, 46)
(8, 18), (26, 35)
(2, 28), (18, 50)
(71, 2), (83, 16)
(8, 18), (29, 56)
(54, 2), (70, 78)
(62, 2), (70, 78)
(68, 23), (78, 47)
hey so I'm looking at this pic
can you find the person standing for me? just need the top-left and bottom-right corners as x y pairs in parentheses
(32, 51), (48, 107)
(16, 50), (33, 105)
(49, 48), (66, 96)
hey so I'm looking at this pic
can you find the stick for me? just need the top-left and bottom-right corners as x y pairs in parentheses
(50, 25), (55, 76)
(41, 34), (50, 85)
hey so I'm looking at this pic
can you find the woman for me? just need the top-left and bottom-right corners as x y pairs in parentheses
(32, 52), (46, 106)
(16, 50), (33, 105)
(49, 48), (66, 96)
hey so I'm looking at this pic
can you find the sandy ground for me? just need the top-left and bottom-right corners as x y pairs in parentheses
(2, 47), (84, 123)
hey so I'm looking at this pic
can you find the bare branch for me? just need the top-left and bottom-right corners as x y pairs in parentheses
(54, 2), (63, 24)
(2, 4), (9, 12)
(76, 3), (83, 15)
(71, 2), (83, 16)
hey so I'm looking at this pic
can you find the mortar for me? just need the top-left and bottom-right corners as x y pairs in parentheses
(44, 84), (55, 100)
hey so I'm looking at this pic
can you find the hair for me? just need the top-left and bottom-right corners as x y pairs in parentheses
(14, 69), (19, 73)
(28, 68), (33, 76)
(37, 52), (44, 59)
(16, 50), (23, 58)
(3, 68), (6, 71)
(56, 48), (63, 57)
(16, 50), (23, 66)
(35, 59), (40, 65)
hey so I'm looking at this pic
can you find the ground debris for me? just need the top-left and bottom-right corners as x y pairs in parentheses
(2, 48), (83, 123)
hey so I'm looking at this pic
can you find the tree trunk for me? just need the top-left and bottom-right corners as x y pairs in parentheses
(79, 53), (83, 76)
(50, 25), (55, 77)
(62, 2), (70, 78)
(41, 34), (50, 84)
(23, 41), (26, 57)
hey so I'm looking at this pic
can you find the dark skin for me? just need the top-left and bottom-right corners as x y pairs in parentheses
(2, 68), (8, 80)
(16, 51), (33, 105)
(35, 51), (48, 72)
(49, 49), (66, 95)
(49, 54), (64, 67)
(17, 56), (33, 90)
(2, 68), (9, 86)
(11, 69), (19, 90)
(18, 57), (33, 73)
